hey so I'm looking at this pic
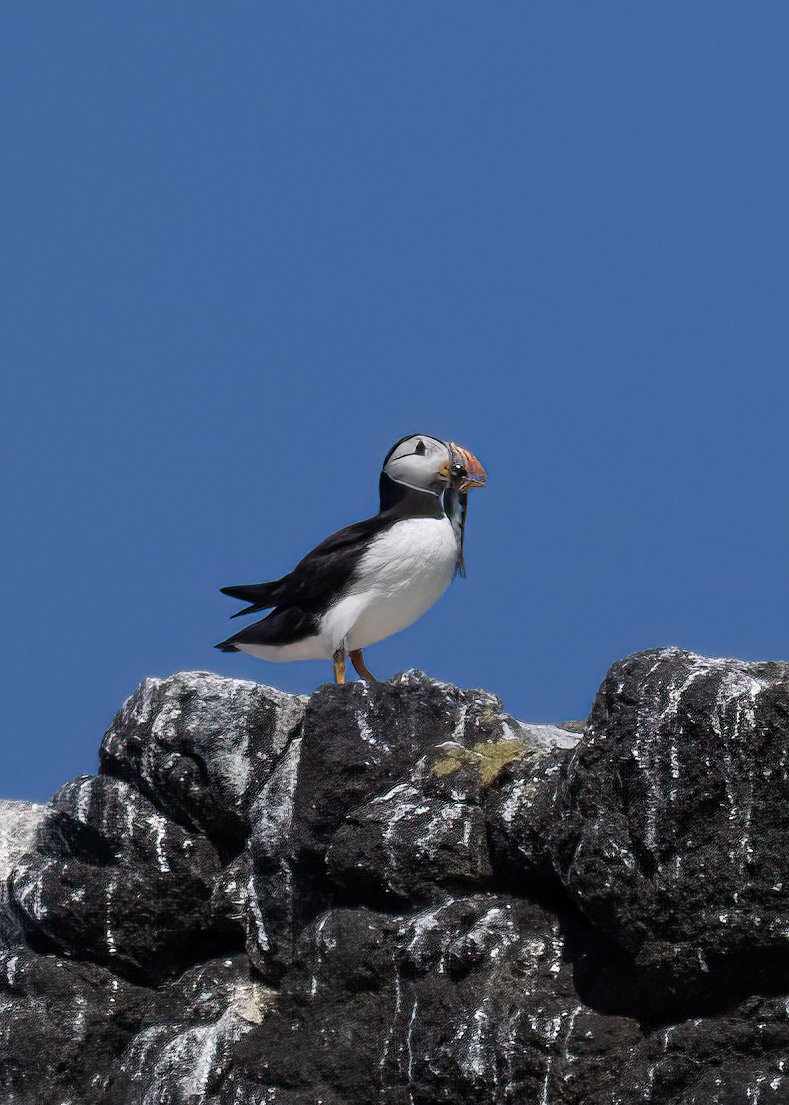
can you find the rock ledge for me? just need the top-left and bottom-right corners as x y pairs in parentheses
(1, 653), (788, 1104)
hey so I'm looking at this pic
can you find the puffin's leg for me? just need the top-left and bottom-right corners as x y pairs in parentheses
(350, 649), (377, 682)
(333, 647), (347, 684)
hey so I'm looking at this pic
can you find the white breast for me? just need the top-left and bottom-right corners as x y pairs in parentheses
(321, 516), (459, 652)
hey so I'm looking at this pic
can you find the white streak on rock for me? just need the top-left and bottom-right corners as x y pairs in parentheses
(406, 994), (418, 1103)
(105, 877), (118, 956)
(5, 956), (18, 985)
(310, 913), (331, 997)
(379, 968), (403, 1080)
(150, 813), (171, 873)
(246, 874), (269, 952)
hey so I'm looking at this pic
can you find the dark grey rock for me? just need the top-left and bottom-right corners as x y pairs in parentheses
(325, 777), (492, 905)
(0, 944), (149, 1104)
(612, 995), (789, 1104)
(9, 774), (239, 983)
(247, 671), (574, 973)
(100, 956), (275, 1105)
(228, 897), (641, 1105)
(100, 672), (306, 854)
(0, 658), (787, 1104)
(484, 741), (569, 890)
(551, 648), (789, 1018)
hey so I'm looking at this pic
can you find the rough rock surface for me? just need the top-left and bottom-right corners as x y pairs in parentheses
(0, 653), (787, 1104)
(0, 801), (47, 946)
(0, 802), (47, 901)
(550, 648), (789, 1021)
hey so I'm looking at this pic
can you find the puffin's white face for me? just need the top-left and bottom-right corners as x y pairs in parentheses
(382, 434), (487, 494)
(383, 434), (452, 493)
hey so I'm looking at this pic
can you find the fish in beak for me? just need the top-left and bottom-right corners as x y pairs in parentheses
(448, 443), (487, 492)
(441, 442), (487, 579)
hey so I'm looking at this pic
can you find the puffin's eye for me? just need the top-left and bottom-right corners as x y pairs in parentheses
(451, 462), (466, 476)
(415, 440), (426, 456)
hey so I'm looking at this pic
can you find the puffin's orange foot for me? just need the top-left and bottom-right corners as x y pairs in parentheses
(333, 648), (347, 684)
(350, 649), (377, 682)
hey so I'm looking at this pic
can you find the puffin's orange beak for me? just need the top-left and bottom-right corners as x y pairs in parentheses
(449, 443), (487, 491)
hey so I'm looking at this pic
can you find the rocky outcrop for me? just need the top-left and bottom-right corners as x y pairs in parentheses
(0, 801), (46, 946)
(550, 649), (789, 1021)
(1, 651), (788, 1103)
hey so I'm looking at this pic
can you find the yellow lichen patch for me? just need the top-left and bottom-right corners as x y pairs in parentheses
(432, 744), (476, 777)
(431, 736), (526, 787)
(472, 737), (526, 786)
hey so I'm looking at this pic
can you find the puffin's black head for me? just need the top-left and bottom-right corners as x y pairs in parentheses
(380, 435), (487, 578)
(381, 434), (487, 496)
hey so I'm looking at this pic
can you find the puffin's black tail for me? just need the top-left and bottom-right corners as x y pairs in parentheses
(220, 579), (282, 618)
(214, 640), (239, 652)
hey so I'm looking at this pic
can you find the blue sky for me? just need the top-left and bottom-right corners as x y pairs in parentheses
(3, 3), (788, 800)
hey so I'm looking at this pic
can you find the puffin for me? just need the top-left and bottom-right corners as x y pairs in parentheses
(215, 434), (487, 683)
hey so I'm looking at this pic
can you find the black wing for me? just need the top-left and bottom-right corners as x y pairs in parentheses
(215, 606), (319, 652)
(215, 514), (395, 653)
(220, 579), (285, 618)
(220, 513), (395, 617)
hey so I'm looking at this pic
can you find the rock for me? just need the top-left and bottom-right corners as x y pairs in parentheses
(0, 800), (46, 944)
(100, 671), (306, 854)
(484, 741), (569, 892)
(613, 995), (789, 1104)
(0, 944), (150, 1104)
(101, 956), (275, 1105)
(0, 802), (47, 895)
(325, 777), (492, 905)
(247, 672), (577, 972)
(0, 657), (787, 1103)
(9, 774), (240, 983)
(551, 648), (789, 1018)
(228, 897), (641, 1105)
